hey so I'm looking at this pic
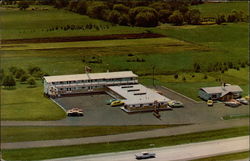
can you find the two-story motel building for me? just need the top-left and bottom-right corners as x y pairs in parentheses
(43, 71), (138, 96)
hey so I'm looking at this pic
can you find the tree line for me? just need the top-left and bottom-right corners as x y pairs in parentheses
(0, 66), (48, 88)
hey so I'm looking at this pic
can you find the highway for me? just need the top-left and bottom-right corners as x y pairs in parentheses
(44, 136), (249, 161)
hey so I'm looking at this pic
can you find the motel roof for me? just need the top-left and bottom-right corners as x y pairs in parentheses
(108, 84), (170, 105)
(44, 71), (138, 83)
(200, 85), (243, 96)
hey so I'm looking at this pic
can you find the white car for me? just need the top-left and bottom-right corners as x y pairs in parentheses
(135, 152), (156, 159)
(236, 98), (249, 105)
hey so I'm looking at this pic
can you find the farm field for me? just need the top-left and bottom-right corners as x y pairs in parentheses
(191, 1), (248, 17)
(0, 2), (249, 120)
(0, 6), (146, 39)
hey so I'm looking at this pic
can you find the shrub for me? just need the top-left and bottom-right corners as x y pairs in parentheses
(135, 11), (158, 27)
(204, 74), (208, 79)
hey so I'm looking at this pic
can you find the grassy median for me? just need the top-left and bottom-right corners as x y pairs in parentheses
(2, 126), (249, 160)
(1, 125), (184, 143)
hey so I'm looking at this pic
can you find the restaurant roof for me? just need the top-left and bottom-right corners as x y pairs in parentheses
(108, 84), (170, 105)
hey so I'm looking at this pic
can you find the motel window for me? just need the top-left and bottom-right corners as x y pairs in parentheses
(211, 94), (217, 99)
(149, 104), (153, 106)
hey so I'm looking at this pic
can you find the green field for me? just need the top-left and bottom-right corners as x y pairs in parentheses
(192, 151), (249, 161)
(0, 6), (145, 39)
(1, 125), (183, 143)
(2, 126), (248, 160)
(1, 82), (65, 120)
(191, 2), (248, 17)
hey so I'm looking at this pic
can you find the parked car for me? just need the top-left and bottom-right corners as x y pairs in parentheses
(106, 98), (118, 105)
(236, 98), (249, 105)
(135, 152), (156, 159)
(168, 100), (184, 108)
(224, 101), (241, 107)
(67, 108), (83, 117)
(111, 100), (124, 107)
(207, 100), (213, 106)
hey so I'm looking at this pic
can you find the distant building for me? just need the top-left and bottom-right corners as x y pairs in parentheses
(199, 85), (243, 101)
(44, 71), (138, 96)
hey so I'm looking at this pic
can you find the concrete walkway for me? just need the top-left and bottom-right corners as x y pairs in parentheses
(1, 119), (248, 150)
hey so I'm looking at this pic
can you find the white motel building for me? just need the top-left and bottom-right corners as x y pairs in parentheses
(44, 71), (170, 112)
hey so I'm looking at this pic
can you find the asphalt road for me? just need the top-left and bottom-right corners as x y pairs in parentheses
(44, 136), (249, 161)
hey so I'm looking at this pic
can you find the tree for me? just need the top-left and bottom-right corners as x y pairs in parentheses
(129, 7), (159, 27)
(0, 69), (4, 83)
(159, 9), (172, 23)
(9, 66), (18, 75)
(108, 10), (121, 24)
(182, 76), (186, 82)
(18, 1), (29, 10)
(68, 0), (78, 11)
(28, 66), (41, 75)
(118, 14), (129, 26)
(27, 77), (36, 87)
(2, 75), (16, 88)
(20, 74), (29, 83)
(87, 2), (109, 20)
(185, 9), (201, 25)
(54, 0), (68, 9)
(15, 68), (26, 79)
(135, 11), (159, 27)
(193, 63), (201, 72)
(113, 4), (129, 14)
(76, 0), (87, 15)
(169, 10), (184, 26)
(174, 73), (178, 79)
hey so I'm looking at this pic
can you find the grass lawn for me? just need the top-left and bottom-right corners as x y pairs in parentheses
(2, 126), (248, 161)
(192, 151), (249, 161)
(222, 114), (250, 120)
(140, 68), (249, 101)
(0, 6), (145, 39)
(1, 82), (65, 120)
(1, 125), (183, 143)
(191, 2), (248, 17)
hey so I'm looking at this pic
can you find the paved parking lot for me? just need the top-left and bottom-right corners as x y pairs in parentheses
(53, 87), (249, 126)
